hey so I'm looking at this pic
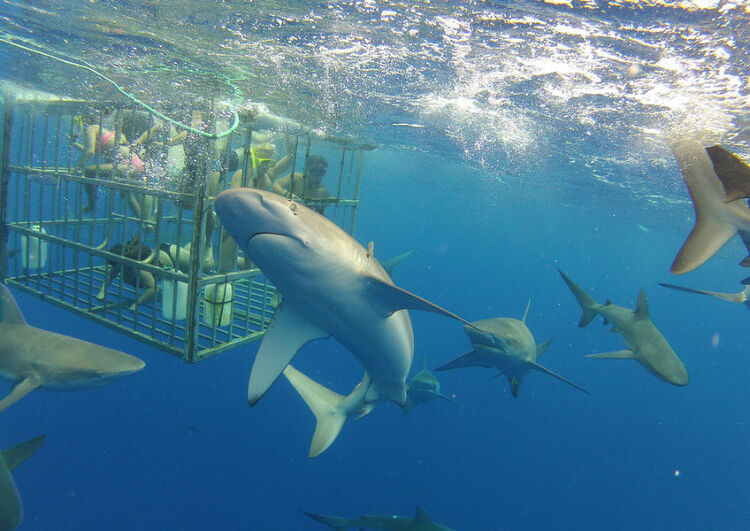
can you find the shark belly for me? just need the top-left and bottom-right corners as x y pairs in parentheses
(249, 234), (414, 404)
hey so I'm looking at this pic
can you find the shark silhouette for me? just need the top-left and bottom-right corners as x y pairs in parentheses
(436, 300), (588, 397)
(670, 139), (750, 274)
(559, 270), (688, 386)
(215, 189), (473, 453)
(0, 284), (145, 412)
(0, 434), (45, 531)
(303, 505), (454, 531)
(404, 359), (454, 413)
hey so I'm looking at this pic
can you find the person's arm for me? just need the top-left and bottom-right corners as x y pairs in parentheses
(272, 174), (290, 195)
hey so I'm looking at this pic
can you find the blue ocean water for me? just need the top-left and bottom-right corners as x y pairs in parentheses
(1, 1), (750, 530)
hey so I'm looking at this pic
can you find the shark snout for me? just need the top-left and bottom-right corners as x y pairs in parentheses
(215, 188), (264, 250)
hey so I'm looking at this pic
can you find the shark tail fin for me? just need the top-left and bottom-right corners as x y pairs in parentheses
(435, 350), (493, 371)
(283, 366), (371, 458)
(530, 361), (590, 395)
(558, 270), (598, 327)
(705, 144), (750, 203)
(2, 434), (45, 471)
(302, 511), (349, 530)
(659, 282), (748, 303)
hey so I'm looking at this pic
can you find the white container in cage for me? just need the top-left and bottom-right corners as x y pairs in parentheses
(162, 272), (187, 321)
(203, 282), (233, 327)
(21, 224), (47, 270)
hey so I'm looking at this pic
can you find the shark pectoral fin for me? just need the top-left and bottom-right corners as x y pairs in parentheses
(0, 377), (41, 413)
(248, 301), (329, 406)
(705, 145), (750, 202)
(434, 351), (492, 371)
(437, 393), (455, 403)
(530, 362), (590, 395)
(302, 511), (350, 531)
(536, 338), (552, 358)
(671, 214), (737, 275)
(659, 282), (748, 303)
(587, 349), (635, 359)
(363, 276), (474, 327)
(2, 434), (45, 471)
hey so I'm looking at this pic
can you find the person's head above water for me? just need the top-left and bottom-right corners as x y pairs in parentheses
(304, 155), (327, 184)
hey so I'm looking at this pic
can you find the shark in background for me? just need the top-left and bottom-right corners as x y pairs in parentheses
(215, 189), (473, 455)
(404, 359), (454, 413)
(669, 139), (750, 274)
(436, 300), (588, 397)
(0, 283), (146, 412)
(559, 270), (688, 386)
(0, 434), (45, 531)
(303, 505), (454, 531)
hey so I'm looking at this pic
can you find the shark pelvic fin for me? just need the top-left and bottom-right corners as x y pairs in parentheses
(0, 284), (27, 325)
(659, 282), (749, 303)
(587, 349), (635, 359)
(0, 377), (41, 413)
(529, 361), (590, 395)
(2, 434), (45, 471)
(283, 365), (372, 458)
(434, 350), (493, 371)
(558, 270), (598, 327)
(248, 301), (329, 406)
(363, 275), (475, 328)
(705, 144), (750, 203)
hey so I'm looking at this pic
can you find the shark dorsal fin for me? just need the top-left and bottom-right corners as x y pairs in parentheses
(604, 299), (613, 306)
(705, 144), (750, 202)
(634, 290), (649, 320)
(0, 283), (27, 325)
(414, 506), (432, 523)
(2, 434), (45, 471)
(521, 299), (531, 323)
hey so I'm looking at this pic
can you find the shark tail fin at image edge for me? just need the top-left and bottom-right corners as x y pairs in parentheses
(557, 270), (598, 327)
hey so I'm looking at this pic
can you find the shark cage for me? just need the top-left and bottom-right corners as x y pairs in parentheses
(0, 89), (374, 362)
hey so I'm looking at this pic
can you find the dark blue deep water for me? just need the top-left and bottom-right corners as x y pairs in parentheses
(1, 1), (749, 530)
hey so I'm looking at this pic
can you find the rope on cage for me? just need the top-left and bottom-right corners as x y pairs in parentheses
(0, 35), (239, 140)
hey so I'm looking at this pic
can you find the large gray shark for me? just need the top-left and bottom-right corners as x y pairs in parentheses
(559, 270), (688, 386)
(0, 434), (45, 531)
(303, 505), (454, 531)
(0, 284), (146, 412)
(214, 189), (472, 412)
(670, 139), (750, 274)
(660, 281), (750, 311)
(436, 300), (588, 397)
(404, 359), (454, 413)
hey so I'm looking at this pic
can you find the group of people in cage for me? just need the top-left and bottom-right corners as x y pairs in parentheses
(70, 107), (333, 310)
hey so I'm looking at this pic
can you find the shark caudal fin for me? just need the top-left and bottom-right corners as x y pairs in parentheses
(705, 145), (750, 203)
(558, 270), (598, 327)
(283, 365), (372, 458)
(669, 138), (748, 274)
(302, 511), (349, 530)
(659, 282), (749, 304)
